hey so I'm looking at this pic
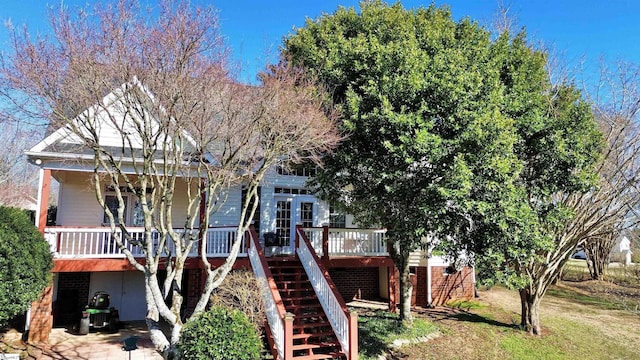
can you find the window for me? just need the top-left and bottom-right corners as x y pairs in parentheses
(103, 185), (150, 226)
(241, 186), (261, 235)
(131, 198), (146, 226)
(276, 163), (317, 177)
(329, 205), (346, 228)
(103, 195), (128, 225)
(300, 202), (314, 228)
(274, 187), (312, 195)
(443, 266), (458, 275)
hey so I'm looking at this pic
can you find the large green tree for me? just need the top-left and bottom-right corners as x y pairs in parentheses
(0, 206), (53, 327)
(284, 1), (602, 330)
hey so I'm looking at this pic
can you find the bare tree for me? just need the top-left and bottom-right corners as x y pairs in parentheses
(0, 122), (41, 208)
(512, 61), (640, 335)
(0, 1), (338, 357)
(584, 232), (617, 279)
(577, 61), (640, 279)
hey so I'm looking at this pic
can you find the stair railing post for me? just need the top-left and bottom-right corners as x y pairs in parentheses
(322, 224), (330, 263)
(348, 310), (359, 360)
(284, 312), (295, 360)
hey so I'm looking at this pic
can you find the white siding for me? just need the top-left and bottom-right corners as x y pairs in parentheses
(54, 171), (197, 227)
(169, 180), (200, 226)
(55, 172), (103, 226)
(409, 250), (428, 267)
(208, 187), (242, 226)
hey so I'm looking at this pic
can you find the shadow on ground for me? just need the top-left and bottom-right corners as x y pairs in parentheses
(414, 306), (517, 330)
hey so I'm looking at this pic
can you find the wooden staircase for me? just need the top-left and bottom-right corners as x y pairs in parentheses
(268, 256), (346, 360)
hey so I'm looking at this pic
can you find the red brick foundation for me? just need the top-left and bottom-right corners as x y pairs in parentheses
(54, 272), (91, 326)
(329, 267), (379, 301)
(185, 269), (202, 317)
(430, 266), (474, 306)
(405, 266), (475, 307)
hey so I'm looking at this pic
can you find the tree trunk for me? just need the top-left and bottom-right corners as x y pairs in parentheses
(519, 288), (541, 335)
(584, 234), (616, 280)
(145, 299), (172, 358)
(398, 262), (413, 325)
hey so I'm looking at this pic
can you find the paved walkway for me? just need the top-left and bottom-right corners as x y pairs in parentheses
(2, 322), (162, 360)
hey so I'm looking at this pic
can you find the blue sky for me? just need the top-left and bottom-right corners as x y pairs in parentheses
(1, 0), (638, 84)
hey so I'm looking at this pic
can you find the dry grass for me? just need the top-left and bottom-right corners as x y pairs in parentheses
(391, 282), (640, 360)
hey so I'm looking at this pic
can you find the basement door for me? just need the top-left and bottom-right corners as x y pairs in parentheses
(89, 271), (147, 321)
(274, 195), (317, 254)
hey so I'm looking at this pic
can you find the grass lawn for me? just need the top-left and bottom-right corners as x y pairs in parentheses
(359, 261), (640, 359)
(356, 310), (439, 360)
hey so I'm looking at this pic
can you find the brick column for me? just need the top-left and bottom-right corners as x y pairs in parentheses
(27, 285), (53, 344)
(29, 169), (53, 344)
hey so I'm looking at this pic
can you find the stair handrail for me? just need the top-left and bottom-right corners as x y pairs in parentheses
(247, 226), (290, 360)
(295, 226), (358, 359)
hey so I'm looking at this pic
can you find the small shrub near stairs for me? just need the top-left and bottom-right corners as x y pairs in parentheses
(177, 306), (262, 360)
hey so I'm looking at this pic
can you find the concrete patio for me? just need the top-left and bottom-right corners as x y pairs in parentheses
(2, 322), (162, 360)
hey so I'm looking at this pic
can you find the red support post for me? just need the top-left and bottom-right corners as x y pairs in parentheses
(37, 169), (51, 234)
(247, 224), (255, 253)
(199, 180), (206, 226)
(388, 265), (397, 313)
(322, 224), (330, 263)
(198, 180), (207, 257)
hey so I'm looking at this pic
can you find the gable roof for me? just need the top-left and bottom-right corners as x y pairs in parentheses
(26, 78), (214, 172)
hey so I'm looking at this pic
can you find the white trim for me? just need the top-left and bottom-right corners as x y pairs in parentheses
(29, 127), (74, 153)
(427, 257), (432, 306)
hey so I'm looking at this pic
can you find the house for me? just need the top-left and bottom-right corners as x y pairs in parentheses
(24, 82), (474, 359)
(611, 235), (633, 265)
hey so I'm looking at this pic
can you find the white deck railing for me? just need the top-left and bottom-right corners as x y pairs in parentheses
(297, 227), (356, 358)
(303, 227), (388, 256)
(248, 228), (287, 360)
(44, 226), (246, 258)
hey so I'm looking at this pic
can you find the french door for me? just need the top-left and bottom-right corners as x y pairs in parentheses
(274, 195), (316, 253)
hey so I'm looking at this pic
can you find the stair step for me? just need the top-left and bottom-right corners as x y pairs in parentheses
(292, 331), (335, 340)
(278, 288), (315, 295)
(276, 279), (311, 284)
(269, 263), (305, 267)
(286, 295), (318, 301)
(295, 313), (326, 320)
(293, 303), (323, 309)
(292, 352), (346, 360)
(294, 321), (331, 329)
(293, 342), (340, 351)
(273, 275), (309, 282)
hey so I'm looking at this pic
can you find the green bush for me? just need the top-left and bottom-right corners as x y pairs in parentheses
(0, 206), (53, 327)
(177, 306), (262, 360)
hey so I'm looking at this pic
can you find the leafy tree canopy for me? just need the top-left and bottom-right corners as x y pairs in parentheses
(284, 1), (602, 322)
(0, 206), (53, 327)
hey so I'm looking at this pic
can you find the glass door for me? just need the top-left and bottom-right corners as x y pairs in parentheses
(273, 195), (317, 254)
